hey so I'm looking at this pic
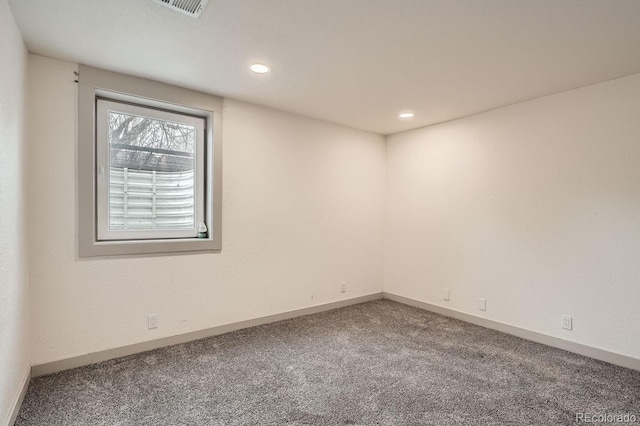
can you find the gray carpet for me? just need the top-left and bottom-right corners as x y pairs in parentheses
(17, 300), (640, 425)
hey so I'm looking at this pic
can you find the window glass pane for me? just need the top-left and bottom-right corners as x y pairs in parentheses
(108, 111), (196, 230)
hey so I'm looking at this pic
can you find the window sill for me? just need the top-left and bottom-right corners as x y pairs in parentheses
(79, 236), (219, 257)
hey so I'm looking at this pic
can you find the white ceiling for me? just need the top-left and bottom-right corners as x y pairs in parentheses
(8, 0), (640, 135)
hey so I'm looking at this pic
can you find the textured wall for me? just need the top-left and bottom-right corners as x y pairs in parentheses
(0, 1), (29, 423)
(386, 73), (640, 358)
(27, 54), (386, 365)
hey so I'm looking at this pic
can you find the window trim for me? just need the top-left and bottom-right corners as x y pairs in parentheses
(78, 64), (223, 257)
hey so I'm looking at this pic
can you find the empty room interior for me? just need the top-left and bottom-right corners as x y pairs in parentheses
(2, 0), (640, 424)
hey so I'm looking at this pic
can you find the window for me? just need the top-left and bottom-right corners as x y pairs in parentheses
(78, 65), (222, 257)
(96, 99), (205, 240)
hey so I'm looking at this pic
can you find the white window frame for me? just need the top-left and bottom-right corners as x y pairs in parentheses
(78, 64), (222, 257)
(96, 99), (205, 241)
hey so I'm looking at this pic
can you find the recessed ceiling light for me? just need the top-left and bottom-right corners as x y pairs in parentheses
(250, 63), (271, 74)
(398, 112), (415, 119)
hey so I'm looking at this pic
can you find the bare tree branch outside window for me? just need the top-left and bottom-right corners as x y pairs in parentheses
(108, 111), (195, 172)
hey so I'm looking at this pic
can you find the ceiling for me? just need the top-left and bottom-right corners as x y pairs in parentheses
(8, 0), (640, 135)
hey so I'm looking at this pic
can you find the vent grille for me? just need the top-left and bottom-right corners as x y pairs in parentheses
(151, 0), (210, 18)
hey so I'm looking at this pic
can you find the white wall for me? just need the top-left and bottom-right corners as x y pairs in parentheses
(0, 1), (29, 423)
(27, 54), (386, 366)
(24, 46), (640, 372)
(386, 73), (640, 359)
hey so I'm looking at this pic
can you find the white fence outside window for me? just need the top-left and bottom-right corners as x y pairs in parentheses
(109, 167), (195, 230)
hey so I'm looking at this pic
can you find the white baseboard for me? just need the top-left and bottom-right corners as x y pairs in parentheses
(5, 369), (30, 426)
(32, 292), (384, 377)
(383, 292), (640, 371)
(32, 290), (638, 379)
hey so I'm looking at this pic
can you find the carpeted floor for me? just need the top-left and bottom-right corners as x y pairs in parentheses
(17, 300), (640, 425)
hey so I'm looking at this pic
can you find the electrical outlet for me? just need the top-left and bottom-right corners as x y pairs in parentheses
(443, 289), (450, 301)
(341, 281), (347, 293)
(478, 298), (487, 311)
(561, 315), (572, 330)
(148, 314), (158, 329)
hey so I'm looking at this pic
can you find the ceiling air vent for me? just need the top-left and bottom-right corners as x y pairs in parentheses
(151, 0), (210, 18)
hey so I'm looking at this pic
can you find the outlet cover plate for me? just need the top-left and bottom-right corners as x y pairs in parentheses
(561, 315), (572, 330)
(478, 298), (487, 311)
(148, 314), (158, 329)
